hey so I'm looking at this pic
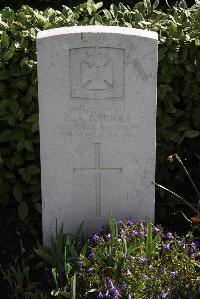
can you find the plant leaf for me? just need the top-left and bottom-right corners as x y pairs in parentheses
(13, 186), (22, 202)
(18, 201), (28, 221)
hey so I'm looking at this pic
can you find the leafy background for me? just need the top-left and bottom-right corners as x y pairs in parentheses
(0, 0), (196, 11)
(0, 0), (199, 259)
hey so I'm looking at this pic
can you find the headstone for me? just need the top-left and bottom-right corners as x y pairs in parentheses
(37, 26), (158, 244)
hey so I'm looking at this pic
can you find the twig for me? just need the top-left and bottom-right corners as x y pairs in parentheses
(153, 181), (199, 214)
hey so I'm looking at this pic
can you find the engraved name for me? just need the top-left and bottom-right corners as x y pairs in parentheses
(61, 103), (134, 138)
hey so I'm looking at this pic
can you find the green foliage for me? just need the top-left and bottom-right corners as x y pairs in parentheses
(51, 271), (76, 298)
(0, 0), (196, 12)
(145, 217), (161, 259)
(35, 223), (82, 269)
(35, 223), (83, 297)
(154, 153), (200, 224)
(0, 0), (199, 228)
(3, 217), (200, 298)
(1, 258), (38, 298)
(76, 216), (200, 298)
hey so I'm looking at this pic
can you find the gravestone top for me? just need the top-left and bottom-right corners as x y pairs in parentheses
(37, 26), (158, 244)
(37, 25), (158, 39)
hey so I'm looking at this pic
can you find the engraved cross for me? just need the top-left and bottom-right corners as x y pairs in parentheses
(73, 143), (122, 217)
(81, 52), (113, 90)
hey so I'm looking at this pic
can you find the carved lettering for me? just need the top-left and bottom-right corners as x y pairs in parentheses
(61, 103), (134, 139)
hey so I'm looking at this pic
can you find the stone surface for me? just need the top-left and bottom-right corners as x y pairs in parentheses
(37, 26), (158, 244)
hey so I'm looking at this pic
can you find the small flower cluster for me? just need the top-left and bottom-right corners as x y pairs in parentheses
(76, 217), (200, 298)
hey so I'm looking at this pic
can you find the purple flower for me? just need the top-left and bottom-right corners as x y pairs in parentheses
(131, 231), (138, 237)
(116, 220), (122, 225)
(109, 287), (120, 298)
(148, 265), (153, 270)
(98, 291), (109, 298)
(194, 240), (200, 248)
(140, 221), (145, 227)
(106, 233), (111, 240)
(163, 243), (171, 251)
(77, 260), (83, 267)
(126, 269), (131, 276)
(107, 279), (114, 288)
(128, 295), (132, 299)
(191, 241), (197, 249)
(140, 231), (145, 237)
(166, 232), (173, 240)
(98, 291), (110, 298)
(88, 252), (95, 260)
(89, 232), (100, 246)
(105, 291), (109, 298)
(92, 234), (99, 241)
(96, 225), (107, 235)
(127, 219), (134, 226)
(121, 282), (127, 290)
(87, 267), (93, 273)
(197, 285), (200, 293)
(143, 275), (148, 280)
(161, 292), (168, 298)
(138, 257), (148, 263)
(154, 227), (160, 234)
(170, 271), (178, 276)
(96, 227), (102, 234)
(107, 280), (121, 299)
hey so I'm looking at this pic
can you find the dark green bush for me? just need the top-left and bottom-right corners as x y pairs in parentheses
(0, 0), (196, 12)
(0, 0), (199, 227)
(0, 0), (81, 11)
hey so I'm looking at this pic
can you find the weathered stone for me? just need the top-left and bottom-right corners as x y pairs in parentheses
(37, 26), (158, 244)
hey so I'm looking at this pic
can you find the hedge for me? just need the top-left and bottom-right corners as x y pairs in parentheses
(0, 0), (199, 226)
(0, 0), (196, 12)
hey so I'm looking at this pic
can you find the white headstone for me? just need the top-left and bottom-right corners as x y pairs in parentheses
(37, 26), (158, 244)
